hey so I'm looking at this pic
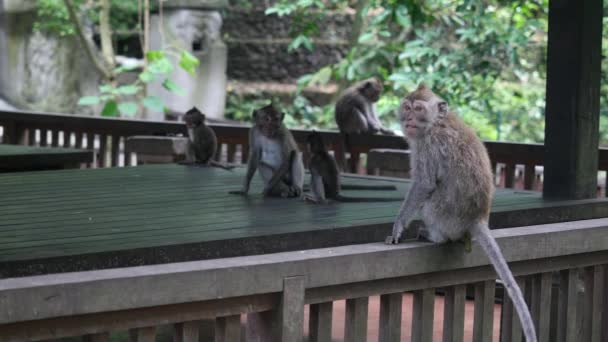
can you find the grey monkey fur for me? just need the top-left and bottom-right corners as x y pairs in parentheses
(229, 104), (304, 198)
(387, 84), (537, 342)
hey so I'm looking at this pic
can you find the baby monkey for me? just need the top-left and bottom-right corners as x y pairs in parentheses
(230, 104), (304, 198)
(304, 131), (402, 204)
(387, 84), (537, 342)
(183, 107), (233, 170)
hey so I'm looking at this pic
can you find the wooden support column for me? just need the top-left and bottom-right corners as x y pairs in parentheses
(543, 0), (602, 199)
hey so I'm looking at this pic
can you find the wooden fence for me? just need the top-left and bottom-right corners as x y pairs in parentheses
(0, 219), (607, 341)
(2, 110), (608, 192)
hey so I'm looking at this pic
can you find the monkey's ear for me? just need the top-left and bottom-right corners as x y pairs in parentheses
(438, 101), (448, 116)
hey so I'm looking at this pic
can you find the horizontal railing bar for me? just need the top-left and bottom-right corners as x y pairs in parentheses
(1, 218), (608, 324)
(305, 250), (608, 305)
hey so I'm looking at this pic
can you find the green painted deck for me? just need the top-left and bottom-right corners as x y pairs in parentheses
(0, 144), (93, 172)
(2, 164), (608, 278)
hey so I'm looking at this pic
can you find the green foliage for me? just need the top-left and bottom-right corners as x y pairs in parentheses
(266, 0), (551, 143)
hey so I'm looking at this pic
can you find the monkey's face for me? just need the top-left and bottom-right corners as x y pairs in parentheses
(184, 112), (204, 128)
(254, 107), (284, 138)
(184, 107), (205, 128)
(399, 100), (436, 139)
(361, 79), (382, 102)
(306, 132), (326, 153)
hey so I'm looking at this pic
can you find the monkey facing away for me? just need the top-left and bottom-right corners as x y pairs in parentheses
(304, 131), (402, 203)
(335, 77), (395, 135)
(183, 107), (233, 170)
(229, 104), (304, 198)
(386, 84), (537, 342)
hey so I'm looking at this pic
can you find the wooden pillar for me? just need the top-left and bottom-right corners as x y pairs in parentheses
(543, 0), (602, 199)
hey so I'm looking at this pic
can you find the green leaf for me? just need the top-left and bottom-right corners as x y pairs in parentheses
(139, 71), (155, 83)
(143, 96), (165, 113)
(162, 79), (186, 96)
(118, 102), (138, 117)
(146, 50), (165, 62)
(77, 96), (101, 106)
(148, 58), (173, 74)
(113, 64), (139, 74)
(178, 51), (200, 75)
(101, 101), (120, 117)
(116, 85), (140, 95)
(99, 85), (114, 93)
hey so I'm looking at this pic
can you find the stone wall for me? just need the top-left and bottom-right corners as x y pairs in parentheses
(0, 1), (99, 114)
(223, 8), (353, 82)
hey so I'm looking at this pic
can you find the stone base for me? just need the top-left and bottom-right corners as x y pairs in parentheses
(366, 148), (411, 178)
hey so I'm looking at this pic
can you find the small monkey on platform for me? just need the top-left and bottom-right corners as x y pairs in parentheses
(183, 107), (233, 170)
(304, 131), (402, 204)
(386, 84), (537, 342)
(230, 104), (304, 197)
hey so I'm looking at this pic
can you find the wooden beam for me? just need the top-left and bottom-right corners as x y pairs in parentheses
(544, 0), (603, 199)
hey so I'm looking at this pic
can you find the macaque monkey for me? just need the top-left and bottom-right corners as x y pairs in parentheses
(387, 84), (537, 342)
(304, 131), (402, 204)
(183, 107), (234, 170)
(335, 77), (395, 135)
(229, 104), (304, 197)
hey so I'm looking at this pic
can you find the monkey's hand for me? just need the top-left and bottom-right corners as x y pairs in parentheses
(386, 221), (405, 244)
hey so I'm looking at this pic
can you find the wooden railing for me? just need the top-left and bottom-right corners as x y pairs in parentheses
(1, 219), (607, 341)
(2, 109), (608, 192)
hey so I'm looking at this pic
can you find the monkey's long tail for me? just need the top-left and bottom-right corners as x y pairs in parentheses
(472, 222), (537, 342)
(334, 195), (402, 202)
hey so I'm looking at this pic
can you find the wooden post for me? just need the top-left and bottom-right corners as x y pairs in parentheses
(543, 0), (602, 199)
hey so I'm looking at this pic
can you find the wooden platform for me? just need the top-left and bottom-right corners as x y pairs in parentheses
(2, 164), (608, 278)
(0, 144), (93, 172)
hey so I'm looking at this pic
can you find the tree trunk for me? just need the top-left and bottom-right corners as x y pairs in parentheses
(99, 0), (115, 71)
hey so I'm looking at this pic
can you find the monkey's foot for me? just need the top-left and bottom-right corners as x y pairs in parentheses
(385, 235), (400, 245)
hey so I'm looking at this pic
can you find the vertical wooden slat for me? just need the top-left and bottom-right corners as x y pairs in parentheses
(227, 144), (236, 163)
(280, 276), (305, 342)
(524, 164), (535, 190)
(63, 131), (72, 148)
(443, 285), (465, 342)
(40, 128), (49, 147)
(98, 134), (108, 168)
(129, 326), (156, 342)
(215, 315), (241, 342)
(412, 289), (434, 342)
(602, 266), (608, 342)
(334, 137), (347, 172)
(501, 277), (526, 342)
(214, 144), (222, 162)
(28, 128), (36, 146)
(173, 321), (199, 342)
(75, 131), (83, 148)
(379, 293), (402, 342)
(3, 122), (17, 144)
(473, 280), (495, 342)
(246, 311), (276, 342)
(111, 135), (120, 167)
(504, 163), (516, 188)
(51, 130), (59, 147)
(348, 152), (361, 174)
(535, 273), (553, 342)
(557, 269), (579, 342)
(590, 265), (605, 342)
(309, 302), (332, 342)
(344, 297), (368, 342)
